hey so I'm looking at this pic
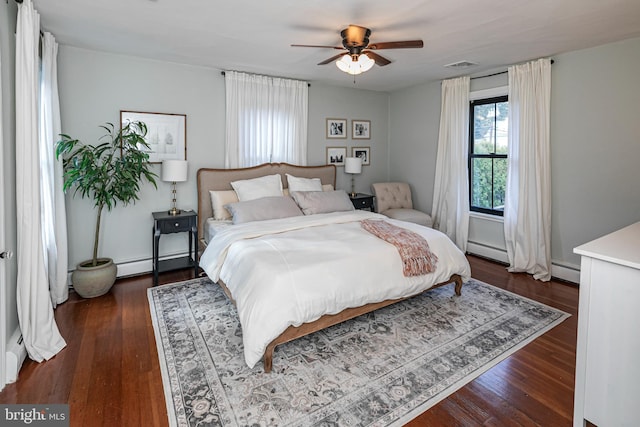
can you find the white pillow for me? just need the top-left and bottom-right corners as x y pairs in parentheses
(209, 190), (239, 220)
(283, 184), (333, 196)
(286, 174), (323, 192)
(291, 190), (355, 215)
(224, 196), (303, 224)
(230, 174), (283, 201)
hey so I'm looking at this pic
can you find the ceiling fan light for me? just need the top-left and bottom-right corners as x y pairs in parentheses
(336, 55), (359, 74)
(336, 53), (373, 75)
(359, 53), (375, 72)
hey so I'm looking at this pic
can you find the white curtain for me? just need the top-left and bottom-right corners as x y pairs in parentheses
(225, 71), (308, 168)
(39, 32), (68, 306)
(504, 58), (552, 281)
(431, 76), (470, 251)
(16, 0), (66, 361)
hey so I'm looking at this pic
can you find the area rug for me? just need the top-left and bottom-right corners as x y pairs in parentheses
(148, 278), (569, 427)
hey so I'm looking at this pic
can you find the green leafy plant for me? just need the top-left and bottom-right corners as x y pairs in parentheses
(56, 121), (158, 267)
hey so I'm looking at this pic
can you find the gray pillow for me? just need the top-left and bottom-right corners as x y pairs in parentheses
(291, 190), (355, 215)
(224, 196), (303, 224)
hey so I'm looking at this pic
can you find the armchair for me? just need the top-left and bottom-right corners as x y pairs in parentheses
(371, 182), (433, 227)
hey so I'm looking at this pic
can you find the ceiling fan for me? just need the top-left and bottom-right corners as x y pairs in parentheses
(292, 25), (423, 74)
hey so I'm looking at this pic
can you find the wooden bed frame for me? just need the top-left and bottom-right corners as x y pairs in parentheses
(197, 162), (463, 373)
(218, 275), (462, 373)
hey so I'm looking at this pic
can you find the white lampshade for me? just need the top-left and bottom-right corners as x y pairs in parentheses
(162, 160), (188, 182)
(336, 53), (375, 75)
(345, 157), (362, 174)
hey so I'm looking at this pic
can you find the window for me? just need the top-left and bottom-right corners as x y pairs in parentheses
(225, 71), (308, 168)
(469, 96), (508, 216)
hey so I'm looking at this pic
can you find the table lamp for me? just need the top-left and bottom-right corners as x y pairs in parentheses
(162, 160), (188, 215)
(345, 157), (362, 198)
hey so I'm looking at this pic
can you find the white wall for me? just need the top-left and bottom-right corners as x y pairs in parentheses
(388, 80), (441, 212)
(1, 0), (18, 387)
(57, 47), (390, 272)
(308, 84), (390, 194)
(58, 46), (225, 269)
(550, 37), (640, 266)
(388, 37), (640, 275)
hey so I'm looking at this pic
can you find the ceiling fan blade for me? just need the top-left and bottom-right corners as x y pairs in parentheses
(317, 53), (347, 65)
(367, 40), (424, 50)
(291, 44), (345, 50)
(363, 50), (391, 66)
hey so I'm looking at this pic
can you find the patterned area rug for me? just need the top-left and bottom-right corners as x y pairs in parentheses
(148, 278), (569, 427)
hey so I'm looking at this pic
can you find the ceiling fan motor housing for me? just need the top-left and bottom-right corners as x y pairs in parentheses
(341, 25), (371, 51)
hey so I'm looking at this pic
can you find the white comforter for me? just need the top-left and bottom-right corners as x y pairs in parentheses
(199, 210), (471, 368)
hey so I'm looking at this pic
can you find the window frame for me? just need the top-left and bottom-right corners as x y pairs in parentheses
(468, 95), (508, 216)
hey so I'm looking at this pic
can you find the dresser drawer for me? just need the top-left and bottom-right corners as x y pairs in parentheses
(349, 194), (375, 211)
(354, 198), (373, 209)
(160, 216), (192, 233)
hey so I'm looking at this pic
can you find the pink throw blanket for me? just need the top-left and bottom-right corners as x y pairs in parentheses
(361, 219), (438, 277)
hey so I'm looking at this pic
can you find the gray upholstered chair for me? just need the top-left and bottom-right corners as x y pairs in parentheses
(371, 182), (433, 227)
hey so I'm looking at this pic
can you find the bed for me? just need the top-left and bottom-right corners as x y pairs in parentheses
(197, 162), (471, 372)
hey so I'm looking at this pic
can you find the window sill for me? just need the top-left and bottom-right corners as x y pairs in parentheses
(469, 211), (504, 224)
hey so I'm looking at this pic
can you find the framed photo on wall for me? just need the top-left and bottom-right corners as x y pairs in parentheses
(326, 147), (347, 166)
(120, 110), (187, 163)
(326, 118), (347, 139)
(352, 146), (370, 166)
(352, 119), (371, 139)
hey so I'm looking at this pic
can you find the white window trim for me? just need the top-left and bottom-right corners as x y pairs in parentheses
(469, 210), (505, 223)
(470, 85), (508, 101)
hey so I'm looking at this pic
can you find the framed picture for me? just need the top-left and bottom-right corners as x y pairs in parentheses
(326, 147), (347, 166)
(352, 146), (370, 166)
(120, 111), (186, 163)
(352, 119), (371, 139)
(326, 118), (347, 139)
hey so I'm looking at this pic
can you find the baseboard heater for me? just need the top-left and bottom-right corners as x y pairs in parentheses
(6, 328), (26, 384)
(467, 241), (580, 284)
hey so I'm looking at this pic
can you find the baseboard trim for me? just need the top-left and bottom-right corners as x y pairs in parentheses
(116, 258), (153, 278)
(5, 327), (26, 384)
(467, 241), (580, 284)
(116, 252), (192, 278)
(551, 263), (581, 284)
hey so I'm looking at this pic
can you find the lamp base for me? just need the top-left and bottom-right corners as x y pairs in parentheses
(168, 207), (182, 216)
(349, 192), (357, 198)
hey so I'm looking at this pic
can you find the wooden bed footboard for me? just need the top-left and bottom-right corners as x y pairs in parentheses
(218, 274), (463, 373)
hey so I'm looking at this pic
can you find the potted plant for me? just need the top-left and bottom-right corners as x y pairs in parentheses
(56, 121), (157, 298)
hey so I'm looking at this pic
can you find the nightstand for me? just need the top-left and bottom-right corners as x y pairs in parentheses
(349, 193), (375, 211)
(152, 210), (198, 286)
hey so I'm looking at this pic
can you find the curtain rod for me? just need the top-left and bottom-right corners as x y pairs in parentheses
(471, 59), (554, 80)
(221, 71), (311, 87)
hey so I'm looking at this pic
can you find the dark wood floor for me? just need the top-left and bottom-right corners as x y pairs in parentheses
(0, 255), (579, 426)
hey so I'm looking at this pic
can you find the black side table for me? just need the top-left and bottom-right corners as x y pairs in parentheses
(349, 193), (375, 211)
(152, 210), (198, 286)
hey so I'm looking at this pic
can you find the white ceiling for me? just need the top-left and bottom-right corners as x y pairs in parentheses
(33, 0), (640, 92)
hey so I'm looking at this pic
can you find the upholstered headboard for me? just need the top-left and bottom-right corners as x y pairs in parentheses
(197, 162), (337, 242)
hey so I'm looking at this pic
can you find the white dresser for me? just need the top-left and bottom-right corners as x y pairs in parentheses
(573, 222), (640, 427)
